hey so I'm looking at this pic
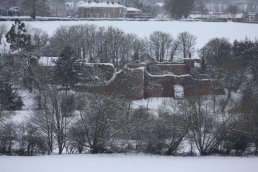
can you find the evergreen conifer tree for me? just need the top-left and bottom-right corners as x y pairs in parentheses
(54, 46), (78, 92)
(5, 19), (31, 50)
(0, 82), (24, 110)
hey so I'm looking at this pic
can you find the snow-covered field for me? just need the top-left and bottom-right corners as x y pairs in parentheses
(0, 154), (257, 172)
(2, 20), (258, 49)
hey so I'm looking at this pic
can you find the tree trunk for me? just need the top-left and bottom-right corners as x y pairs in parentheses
(8, 141), (12, 155)
(58, 144), (63, 154)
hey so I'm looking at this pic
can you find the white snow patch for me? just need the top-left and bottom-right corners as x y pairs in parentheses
(194, 61), (201, 68)
(82, 62), (114, 68)
(38, 57), (58, 66)
(6, 110), (32, 124)
(155, 3), (165, 7)
(132, 97), (172, 115)
(174, 85), (184, 99)
(0, 154), (257, 172)
(106, 69), (123, 85)
(20, 90), (35, 110)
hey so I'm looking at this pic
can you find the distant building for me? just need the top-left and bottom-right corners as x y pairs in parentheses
(76, 1), (127, 18)
(126, 7), (142, 18)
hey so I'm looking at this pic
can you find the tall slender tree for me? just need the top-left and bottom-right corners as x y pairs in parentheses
(5, 19), (31, 50)
(54, 46), (78, 92)
(20, 0), (50, 19)
(165, 0), (194, 19)
(177, 32), (196, 59)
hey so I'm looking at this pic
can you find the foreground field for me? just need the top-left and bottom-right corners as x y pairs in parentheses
(2, 20), (258, 49)
(0, 154), (258, 172)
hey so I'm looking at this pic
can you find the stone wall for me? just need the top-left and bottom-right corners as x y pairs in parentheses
(147, 63), (189, 75)
(76, 62), (115, 84)
(75, 67), (145, 99)
(69, 59), (224, 100)
(75, 65), (223, 100)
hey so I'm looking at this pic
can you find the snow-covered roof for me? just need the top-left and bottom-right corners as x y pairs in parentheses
(126, 7), (141, 12)
(76, 1), (126, 8)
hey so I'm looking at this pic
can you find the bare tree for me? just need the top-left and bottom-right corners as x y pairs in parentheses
(177, 32), (196, 59)
(170, 40), (179, 62)
(29, 28), (49, 50)
(49, 24), (151, 67)
(194, 0), (208, 17)
(187, 95), (234, 155)
(73, 93), (126, 153)
(226, 5), (239, 20)
(19, 122), (47, 155)
(19, 0), (50, 19)
(49, 86), (74, 154)
(28, 89), (55, 154)
(0, 122), (17, 155)
(149, 31), (173, 62)
(142, 100), (189, 155)
(201, 38), (244, 113)
(126, 107), (155, 153)
(130, 35), (147, 61)
(49, 25), (72, 56)
(50, 25), (126, 66)
(29, 85), (74, 154)
(158, 100), (189, 155)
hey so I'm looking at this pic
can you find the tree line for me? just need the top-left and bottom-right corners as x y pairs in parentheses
(38, 24), (197, 69)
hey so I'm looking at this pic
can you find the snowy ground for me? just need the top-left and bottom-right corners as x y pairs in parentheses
(1, 20), (258, 49)
(0, 154), (257, 172)
(132, 97), (172, 116)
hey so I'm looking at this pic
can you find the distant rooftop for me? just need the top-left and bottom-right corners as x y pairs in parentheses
(76, 1), (126, 8)
(126, 7), (141, 12)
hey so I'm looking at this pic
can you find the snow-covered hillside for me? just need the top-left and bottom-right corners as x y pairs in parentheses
(0, 154), (257, 172)
(2, 20), (258, 49)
